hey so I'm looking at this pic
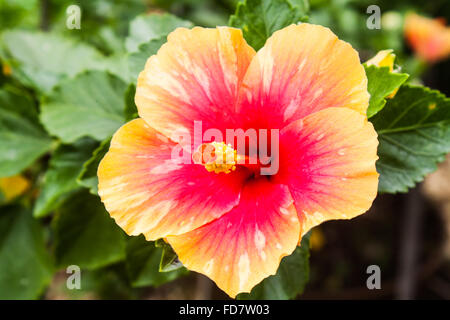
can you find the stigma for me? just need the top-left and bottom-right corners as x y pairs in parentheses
(192, 142), (239, 174)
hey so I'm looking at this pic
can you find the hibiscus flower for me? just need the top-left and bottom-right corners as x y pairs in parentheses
(404, 13), (450, 63)
(98, 23), (379, 298)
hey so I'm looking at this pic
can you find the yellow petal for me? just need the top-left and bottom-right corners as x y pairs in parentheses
(365, 49), (396, 71)
(0, 175), (30, 201)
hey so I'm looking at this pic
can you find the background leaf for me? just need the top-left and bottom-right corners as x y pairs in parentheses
(155, 239), (184, 272)
(124, 83), (138, 120)
(0, 205), (53, 299)
(40, 71), (128, 143)
(371, 85), (450, 193)
(127, 37), (167, 83)
(229, 0), (309, 50)
(77, 138), (111, 195)
(365, 65), (409, 118)
(125, 235), (187, 288)
(0, 86), (52, 177)
(0, 31), (106, 93)
(125, 13), (193, 52)
(52, 190), (126, 270)
(34, 138), (98, 218)
(237, 234), (310, 300)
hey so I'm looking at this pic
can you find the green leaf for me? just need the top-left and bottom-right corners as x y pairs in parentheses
(155, 239), (184, 272)
(94, 27), (127, 55)
(40, 71), (128, 143)
(77, 138), (111, 195)
(100, 54), (130, 83)
(229, 0), (309, 50)
(127, 37), (166, 83)
(0, 86), (52, 177)
(0, 205), (53, 299)
(124, 83), (138, 121)
(0, 31), (106, 93)
(364, 65), (409, 118)
(0, 61), (8, 86)
(0, 0), (39, 30)
(125, 235), (187, 288)
(125, 13), (193, 52)
(65, 264), (139, 300)
(52, 190), (126, 270)
(288, 0), (309, 11)
(238, 234), (310, 300)
(371, 85), (450, 193)
(34, 138), (98, 218)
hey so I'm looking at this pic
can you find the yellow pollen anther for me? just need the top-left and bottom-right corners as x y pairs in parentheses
(193, 142), (239, 174)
